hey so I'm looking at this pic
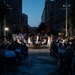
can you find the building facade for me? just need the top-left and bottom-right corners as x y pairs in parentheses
(41, 0), (71, 36)
(41, 0), (55, 34)
(0, 0), (22, 37)
(22, 13), (28, 26)
(21, 13), (28, 32)
(70, 0), (75, 35)
(41, 8), (45, 23)
(54, 0), (71, 36)
(6, 0), (22, 33)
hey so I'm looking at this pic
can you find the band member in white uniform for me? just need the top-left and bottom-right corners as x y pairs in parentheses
(28, 36), (32, 45)
(36, 35), (39, 44)
(47, 36), (51, 46)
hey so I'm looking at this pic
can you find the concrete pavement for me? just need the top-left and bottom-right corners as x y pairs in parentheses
(6, 49), (58, 75)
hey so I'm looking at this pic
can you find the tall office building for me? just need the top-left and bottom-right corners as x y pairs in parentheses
(21, 13), (28, 32)
(0, 0), (22, 36)
(41, 0), (72, 35)
(41, 8), (45, 23)
(6, 0), (22, 32)
(54, 0), (71, 35)
(41, 0), (55, 34)
(70, 0), (75, 35)
(71, 0), (75, 8)
(22, 13), (28, 26)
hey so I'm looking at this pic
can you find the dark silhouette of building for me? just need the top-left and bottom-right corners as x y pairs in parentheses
(41, 0), (72, 36)
(70, 0), (75, 35)
(21, 13), (28, 32)
(54, 0), (71, 36)
(41, 0), (55, 34)
(0, 0), (22, 36)
(22, 13), (28, 27)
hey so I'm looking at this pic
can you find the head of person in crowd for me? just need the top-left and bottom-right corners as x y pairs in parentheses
(66, 45), (72, 51)
(68, 41), (73, 48)
(1, 45), (4, 50)
(8, 44), (13, 51)
(16, 43), (21, 49)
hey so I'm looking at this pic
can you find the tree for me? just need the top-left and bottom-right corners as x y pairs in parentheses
(24, 25), (29, 33)
(36, 22), (47, 33)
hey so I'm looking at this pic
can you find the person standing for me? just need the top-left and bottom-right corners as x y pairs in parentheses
(63, 46), (74, 75)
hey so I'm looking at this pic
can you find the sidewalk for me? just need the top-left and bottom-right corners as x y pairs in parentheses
(13, 49), (58, 75)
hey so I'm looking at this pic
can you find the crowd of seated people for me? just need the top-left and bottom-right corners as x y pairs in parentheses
(0, 41), (28, 74)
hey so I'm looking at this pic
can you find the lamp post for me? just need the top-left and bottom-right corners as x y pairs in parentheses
(63, 0), (70, 37)
(3, 0), (6, 37)
(5, 27), (9, 36)
(3, 0), (13, 38)
(5, 27), (9, 31)
(4, 12), (6, 37)
(65, 0), (68, 37)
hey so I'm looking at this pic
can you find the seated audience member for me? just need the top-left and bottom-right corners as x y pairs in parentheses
(15, 44), (22, 62)
(4, 45), (17, 70)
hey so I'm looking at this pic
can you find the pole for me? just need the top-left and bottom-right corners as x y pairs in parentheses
(4, 0), (6, 37)
(4, 13), (6, 37)
(66, 0), (68, 37)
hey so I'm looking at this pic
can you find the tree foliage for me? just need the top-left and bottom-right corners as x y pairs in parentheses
(24, 25), (29, 33)
(36, 22), (47, 33)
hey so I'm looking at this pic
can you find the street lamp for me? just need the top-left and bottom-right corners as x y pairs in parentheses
(4, 13), (6, 37)
(3, 0), (13, 38)
(4, 27), (9, 36)
(5, 27), (9, 31)
(63, 0), (70, 37)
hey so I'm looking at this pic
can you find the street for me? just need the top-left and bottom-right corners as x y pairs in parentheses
(9, 49), (58, 75)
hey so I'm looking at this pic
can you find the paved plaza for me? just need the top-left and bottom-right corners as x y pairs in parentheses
(7, 49), (58, 75)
